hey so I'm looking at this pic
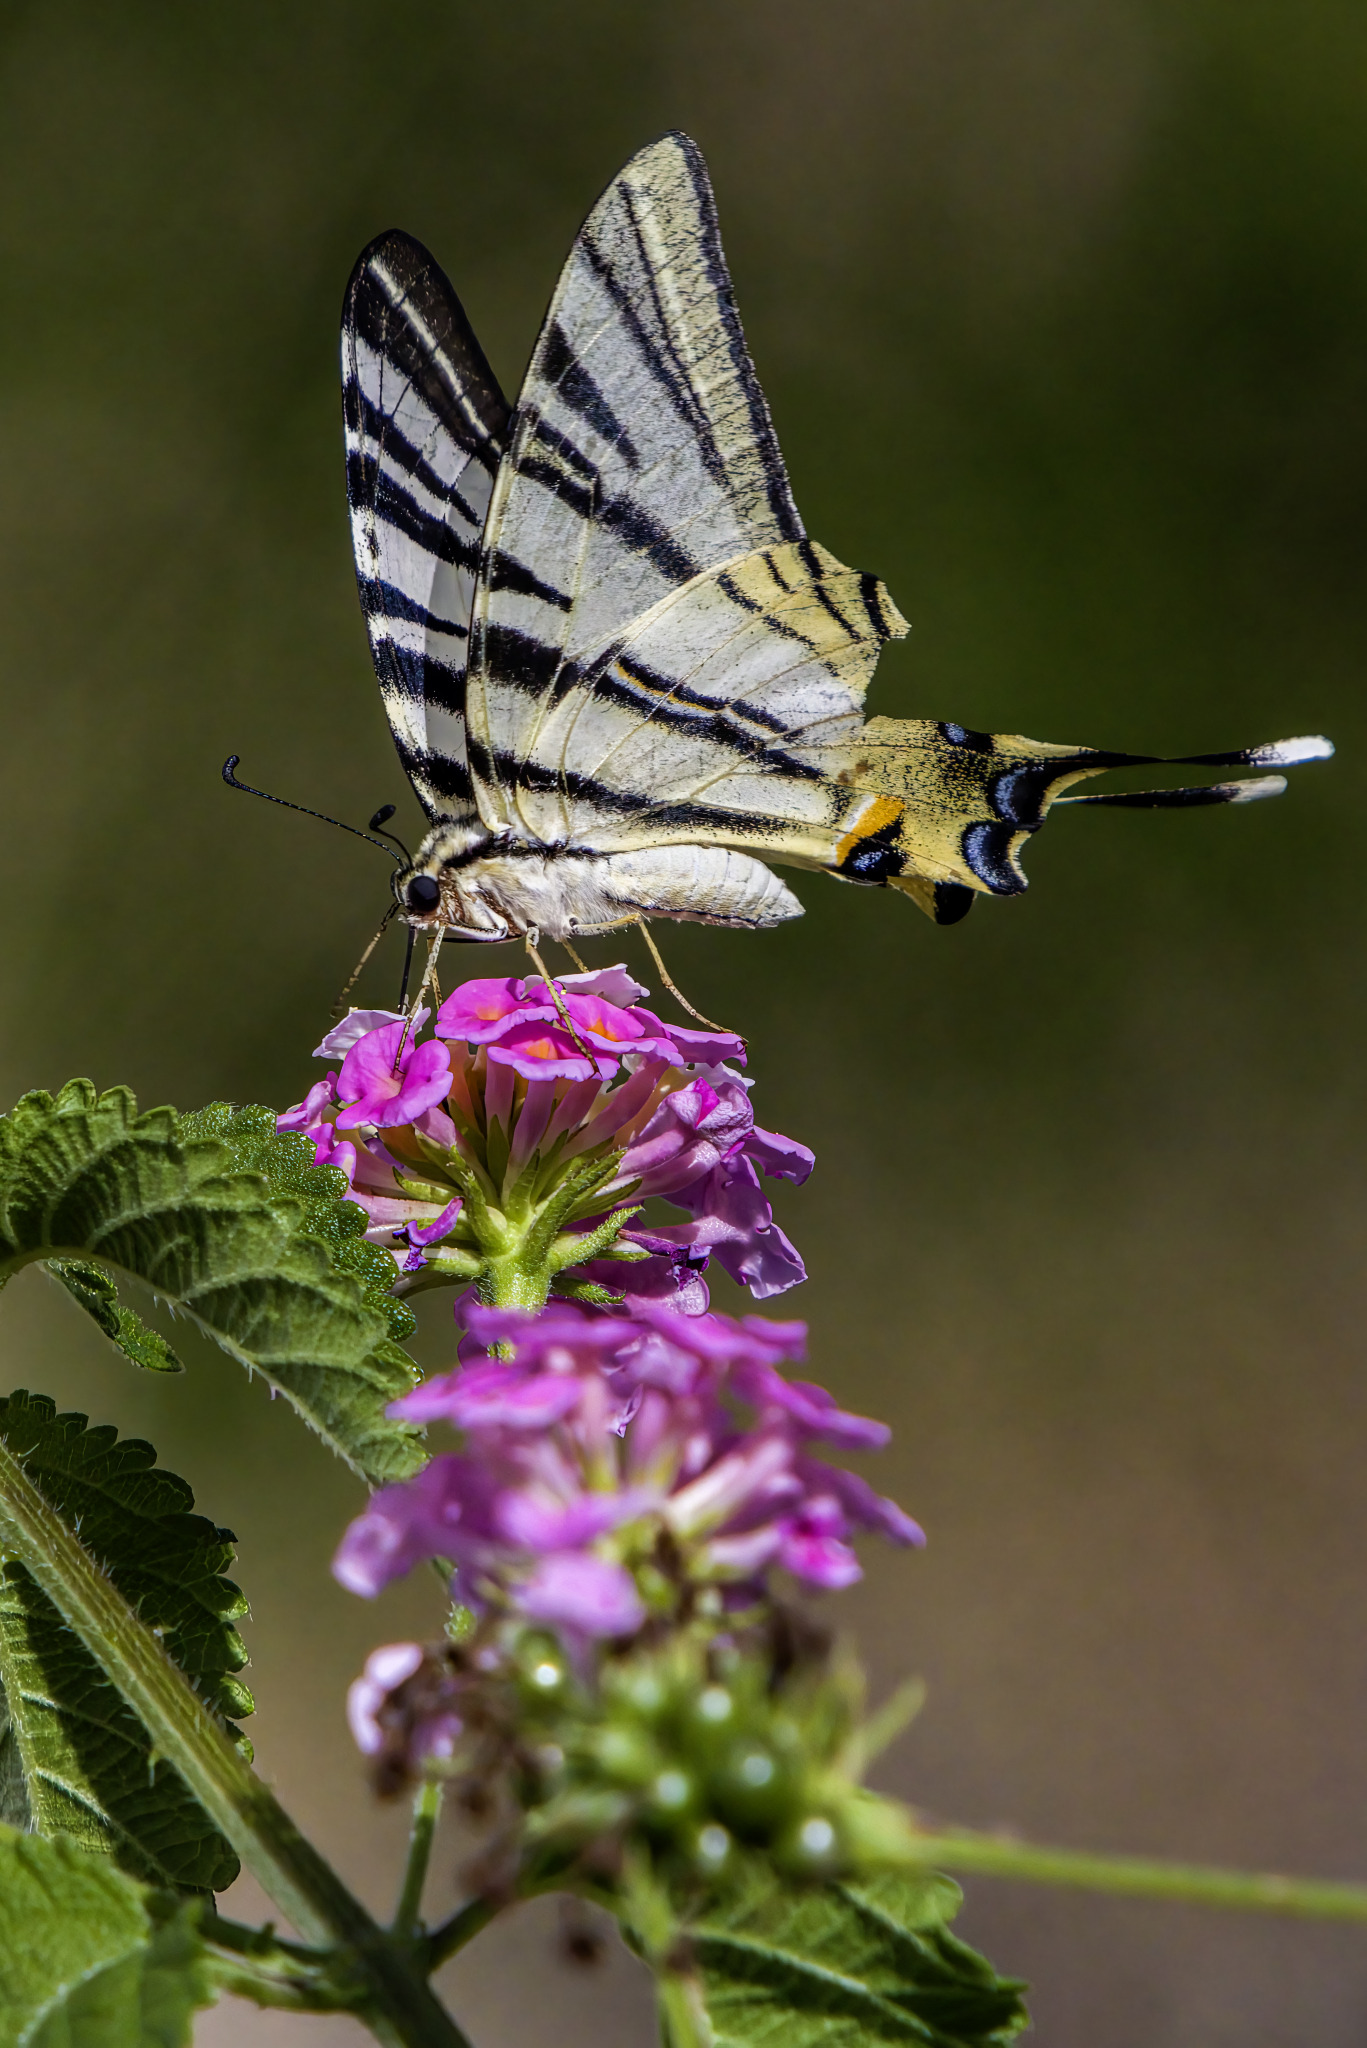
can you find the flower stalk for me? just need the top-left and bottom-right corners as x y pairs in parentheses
(904, 1828), (1367, 1920)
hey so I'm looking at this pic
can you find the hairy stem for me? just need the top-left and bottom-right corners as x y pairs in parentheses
(0, 1434), (471, 2048)
(910, 1827), (1367, 1920)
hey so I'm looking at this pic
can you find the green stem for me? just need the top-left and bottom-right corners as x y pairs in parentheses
(423, 1896), (500, 1973)
(0, 1435), (471, 2048)
(655, 1968), (712, 2048)
(198, 1915), (361, 2014)
(909, 1828), (1367, 1920)
(394, 1780), (443, 1938)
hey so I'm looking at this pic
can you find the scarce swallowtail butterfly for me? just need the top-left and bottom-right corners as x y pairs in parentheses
(342, 131), (1331, 947)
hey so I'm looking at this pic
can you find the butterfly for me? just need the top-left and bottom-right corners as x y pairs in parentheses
(341, 130), (1330, 950)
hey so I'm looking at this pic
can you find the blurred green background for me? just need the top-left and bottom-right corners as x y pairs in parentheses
(1, 2), (1364, 2040)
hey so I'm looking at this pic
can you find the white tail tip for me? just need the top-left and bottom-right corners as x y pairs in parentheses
(1247, 735), (1334, 767)
(1225, 775), (1288, 804)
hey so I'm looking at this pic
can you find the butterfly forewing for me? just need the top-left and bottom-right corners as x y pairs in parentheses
(467, 132), (824, 837)
(343, 231), (510, 823)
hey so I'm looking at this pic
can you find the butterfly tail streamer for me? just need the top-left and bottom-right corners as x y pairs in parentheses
(822, 723), (1333, 925)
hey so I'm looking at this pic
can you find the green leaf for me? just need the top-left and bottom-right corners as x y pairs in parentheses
(0, 1391), (254, 1892)
(0, 1081), (424, 1484)
(692, 1866), (1028, 2048)
(181, 1103), (417, 1345)
(0, 1825), (211, 2048)
(46, 1261), (184, 1373)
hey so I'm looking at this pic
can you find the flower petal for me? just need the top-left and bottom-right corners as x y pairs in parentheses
(518, 1552), (645, 1638)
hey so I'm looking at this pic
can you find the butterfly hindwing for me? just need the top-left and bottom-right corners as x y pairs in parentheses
(343, 230), (510, 823)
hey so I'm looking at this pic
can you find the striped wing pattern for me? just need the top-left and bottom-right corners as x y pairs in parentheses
(341, 137), (1328, 931)
(342, 231), (510, 822)
(466, 132), (848, 841)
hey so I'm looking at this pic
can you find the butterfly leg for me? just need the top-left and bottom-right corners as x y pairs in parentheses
(523, 934), (605, 1074)
(635, 920), (732, 1037)
(397, 923), (416, 1010)
(331, 905), (398, 1020)
(393, 932), (445, 1061)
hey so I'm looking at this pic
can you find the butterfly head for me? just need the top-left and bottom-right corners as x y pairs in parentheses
(394, 861), (514, 942)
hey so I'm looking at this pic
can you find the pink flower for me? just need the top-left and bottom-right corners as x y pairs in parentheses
(278, 1074), (339, 1132)
(314, 1008), (426, 1059)
(333, 1304), (921, 1646)
(519, 1553), (645, 1638)
(335, 1022), (452, 1130)
(485, 1019), (611, 1083)
(275, 961), (812, 1306)
(346, 1641), (466, 1786)
(348, 1642), (426, 1755)
(434, 979), (532, 1045)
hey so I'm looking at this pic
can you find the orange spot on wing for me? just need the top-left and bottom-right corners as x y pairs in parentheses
(835, 794), (903, 865)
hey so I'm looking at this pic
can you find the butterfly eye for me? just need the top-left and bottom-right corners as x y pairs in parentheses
(405, 874), (442, 915)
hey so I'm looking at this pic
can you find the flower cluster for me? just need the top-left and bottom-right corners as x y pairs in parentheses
(306, 961), (934, 1900)
(335, 1303), (922, 1647)
(279, 967), (811, 1311)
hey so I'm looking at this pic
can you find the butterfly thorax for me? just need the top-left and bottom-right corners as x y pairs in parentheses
(395, 821), (803, 943)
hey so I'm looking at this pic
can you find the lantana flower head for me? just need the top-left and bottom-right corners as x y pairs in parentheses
(278, 966), (813, 1311)
(334, 1302), (922, 1648)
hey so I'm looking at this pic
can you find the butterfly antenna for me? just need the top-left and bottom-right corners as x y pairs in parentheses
(221, 756), (403, 865)
(367, 803), (413, 862)
(524, 935), (605, 1074)
(636, 920), (730, 1035)
(330, 905), (398, 1020)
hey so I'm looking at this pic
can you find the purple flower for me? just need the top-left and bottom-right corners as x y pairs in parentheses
(276, 961), (813, 1309)
(607, 1066), (814, 1300)
(334, 1456), (468, 1597)
(314, 1008), (426, 1060)
(346, 1641), (466, 1789)
(334, 1304), (920, 1651)
(278, 1074), (338, 1133)
(653, 1155), (809, 1298)
(335, 1022), (452, 1131)
(394, 1195), (464, 1273)
(348, 1641), (426, 1755)
(519, 1552), (645, 1638)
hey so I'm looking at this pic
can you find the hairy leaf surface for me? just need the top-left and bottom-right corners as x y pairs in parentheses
(182, 1103), (417, 1345)
(0, 1392), (252, 1891)
(693, 1867), (1028, 2047)
(0, 1081), (423, 1483)
(0, 1825), (210, 2048)
(46, 1260), (184, 1373)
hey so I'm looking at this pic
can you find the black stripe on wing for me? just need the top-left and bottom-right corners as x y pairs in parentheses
(344, 231), (509, 463)
(342, 230), (510, 818)
(396, 730), (474, 810)
(461, 737), (806, 843)
(540, 321), (640, 467)
(478, 622), (824, 773)
(577, 136), (802, 542)
(508, 436), (702, 584)
(355, 575), (469, 641)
